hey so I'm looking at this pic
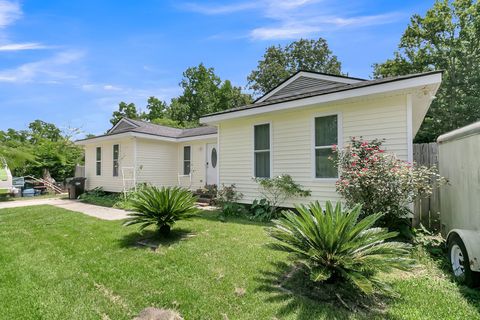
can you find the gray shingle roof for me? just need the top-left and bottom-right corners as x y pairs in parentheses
(203, 70), (443, 118)
(118, 118), (217, 138)
(77, 118), (217, 142)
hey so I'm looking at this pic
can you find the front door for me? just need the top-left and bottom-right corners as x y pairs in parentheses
(206, 143), (218, 185)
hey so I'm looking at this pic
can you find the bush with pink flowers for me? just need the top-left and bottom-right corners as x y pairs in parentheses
(333, 137), (445, 229)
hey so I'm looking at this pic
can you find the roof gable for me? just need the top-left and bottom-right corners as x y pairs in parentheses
(200, 71), (443, 126)
(77, 117), (217, 144)
(108, 118), (139, 134)
(256, 71), (364, 103)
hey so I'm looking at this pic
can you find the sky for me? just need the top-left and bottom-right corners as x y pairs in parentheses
(0, 0), (435, 137)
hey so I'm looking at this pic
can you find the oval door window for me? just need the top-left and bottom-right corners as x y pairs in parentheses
(211, 148), (217, 168)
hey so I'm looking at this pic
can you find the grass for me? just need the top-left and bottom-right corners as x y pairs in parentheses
(0, 193), (64, 202)
(78, 193), (122, 207)
(0, 206), (479, 319)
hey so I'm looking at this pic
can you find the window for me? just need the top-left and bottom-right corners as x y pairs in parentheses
(314, 115), (338, 178)
(254, 123), (270, 178)
(113, 144), (119, 177)
(211, 147), (217, 168)
(96, 147), (102, 176)
(183, 146), (191, 175)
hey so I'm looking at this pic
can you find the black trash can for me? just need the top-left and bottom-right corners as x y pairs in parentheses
(67, 177), (87, 199)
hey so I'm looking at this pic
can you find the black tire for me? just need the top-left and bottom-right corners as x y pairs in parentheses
(447, 233), (480, 287)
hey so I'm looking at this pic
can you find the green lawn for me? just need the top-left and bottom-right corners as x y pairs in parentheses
(0, 206), (478, 319)
(0, 193), (64, 202)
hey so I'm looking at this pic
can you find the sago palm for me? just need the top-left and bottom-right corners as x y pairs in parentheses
(123, 186), (199, 235)
(267, 201), (414, 294)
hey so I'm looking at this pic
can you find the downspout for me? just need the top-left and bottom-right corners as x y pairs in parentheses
(406, 93), (413, 164)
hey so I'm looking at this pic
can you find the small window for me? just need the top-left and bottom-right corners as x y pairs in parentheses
(183, 146), (191, 175)
(254, 123), (270, 178)
(211, 147), (217, 168)
(314, 115), (338, 178)
(113, 144), (119, 177)
(96, 147), (102, 176)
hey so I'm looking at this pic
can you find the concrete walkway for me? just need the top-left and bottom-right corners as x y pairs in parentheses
(0, 198), (129, 220)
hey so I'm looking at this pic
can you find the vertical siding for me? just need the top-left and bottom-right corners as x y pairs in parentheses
(177, 138), (217, 190)
(219, 94), (408, 206)
(439, 134), (480, 233)
(84, 137), (134, 192)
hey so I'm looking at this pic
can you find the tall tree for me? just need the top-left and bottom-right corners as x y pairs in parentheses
(110, 102), (141, 125)
(29, 120), (62, 144)
(247, 38), (343, 96)
(144, 96), (168, 121)
(168, 63), (252, 125)
(373, 0), (480, 142)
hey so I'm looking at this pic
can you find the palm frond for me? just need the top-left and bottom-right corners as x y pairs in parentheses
(267, 200), (413, 295)
(123, 186), (199, 234)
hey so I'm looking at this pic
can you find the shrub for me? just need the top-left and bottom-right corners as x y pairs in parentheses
(79, 187), (121, 207)
(250, 198), (274, 221)
(413, 224), (445, 257)
(333, 138), (445, 228)
(216, 184), (246, 218)
(253, 174), (311, 216)
(268, 201), (414, 295)
(123, 186), (199, 235)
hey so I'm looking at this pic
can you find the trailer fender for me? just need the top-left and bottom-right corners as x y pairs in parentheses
(447, 229), (480, 272)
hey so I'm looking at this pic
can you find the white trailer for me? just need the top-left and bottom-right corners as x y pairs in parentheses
(438, 121), (480, 287)
(0, 157), (13, 196)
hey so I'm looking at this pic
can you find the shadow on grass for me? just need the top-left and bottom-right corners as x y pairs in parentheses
(118, 227), (195, 251)
(417, 243), (480, 313)
(255, 261), (397, 320)
(194, 210), (273, 228)
(459, 285), (480, 314)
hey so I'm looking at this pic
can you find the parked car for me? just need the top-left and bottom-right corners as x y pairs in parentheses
(438, 121), (480, 287)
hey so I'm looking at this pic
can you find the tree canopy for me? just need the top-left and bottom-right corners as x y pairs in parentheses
(0, 121), (83, 181)
(247, 38), (343, 96)
(110, 102), (142, 126)
(373, 0), (480, 142)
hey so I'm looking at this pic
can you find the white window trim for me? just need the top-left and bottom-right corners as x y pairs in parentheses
(182, 145), (192, 176)
(311, 112), (343, 182)
(252, 122), (273, 179)
(96, 146), (102, 176)
(406, 94), (413, 163)
(113, 144), (120, 177)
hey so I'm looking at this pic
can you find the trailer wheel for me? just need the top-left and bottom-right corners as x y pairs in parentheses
(448, 233), (480, 287)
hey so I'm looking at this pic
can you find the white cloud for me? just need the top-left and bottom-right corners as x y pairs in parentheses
(251, 24), (319, 40)
(0, 42), (50, 51)
(181, 1), (259, 15)
(0, 0), (21, 28)
(103, 84), (121, 91)
(0, 50), (85, 83)
(181, 0), (403, 41)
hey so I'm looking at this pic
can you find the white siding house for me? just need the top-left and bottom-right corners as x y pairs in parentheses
(76, 118), (218, 193)
(200, 70), (442, 206)
(77, 70), (442, 207)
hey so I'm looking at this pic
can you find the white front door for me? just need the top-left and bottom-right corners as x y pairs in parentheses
(206, 143), (218, 185)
